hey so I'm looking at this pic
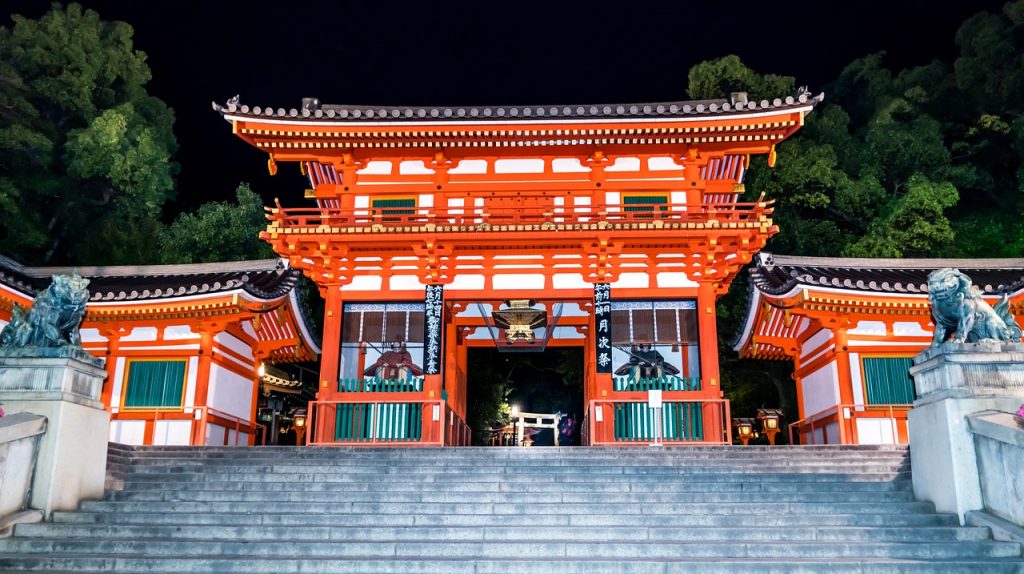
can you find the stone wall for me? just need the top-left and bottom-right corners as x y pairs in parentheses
(0, 412), (46, 534)
(968, 411), (1024, 527)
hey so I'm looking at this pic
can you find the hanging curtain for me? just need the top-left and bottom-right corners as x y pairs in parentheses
(124, 361), (186, 408)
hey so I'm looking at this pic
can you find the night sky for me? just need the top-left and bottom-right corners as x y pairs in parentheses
(3, 0), (1009, 215)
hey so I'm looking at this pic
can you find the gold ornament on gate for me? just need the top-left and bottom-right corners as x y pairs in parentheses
(491, 300), (547, 344)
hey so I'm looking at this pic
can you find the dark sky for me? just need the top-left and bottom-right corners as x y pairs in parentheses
(3, 0), (1009, 215)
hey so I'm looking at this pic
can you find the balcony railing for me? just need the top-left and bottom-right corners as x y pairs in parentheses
(307, 399), (471, 447)
(788, 403), (910, 446)
(612, 376), (701, 392)
(582, 398), (731, 446)
(338, 377), (424, 393)
(266, 200), (772, 233)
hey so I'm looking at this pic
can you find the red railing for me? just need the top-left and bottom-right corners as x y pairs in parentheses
(582, 398), (732, 446)
(266, 201), (772, 231)
(191, 406), (258, 446)
(788, 403), (910, 445)
(307, 398), (471, 447)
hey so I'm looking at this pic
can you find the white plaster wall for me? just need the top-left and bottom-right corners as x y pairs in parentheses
(109, 357), (127, 411)
(205, 423), (226, 446)
(121, 327), (158, 342)
(656, 272), (698, 288)
(493, 274), (544, 289)
(648, 157), (683, 171)
(606, 157), (640, 172)
(165, 325), (199, 340)
(341, 276), (384, 291)
(109, 420), (145, 445)
(494, 158), (544, 173)
(447, 274), (486, 290)
(849, 321), (886, 335)
(449, 159), (487, 174)
(79, 328), (108, 343)
(183, 356), (199, 408)
(207, 364), (254, 420)
(824, 422), (840, 444)
(417, 194), (433, 208)
(894, 322), (932, 337)
(849, 352), (865, 406)
(214, 332), (253, 361)
(801, 329), (833, 359)
(856, 418), (897, 445)
(552, 158), (589, 173)
(153, 420), (193, 446)
(611, 273), (649, 289)
(389, 275), (426, 291)
(357, 160), (392, 175)
(399, 160), (432, 175)
(552, 273), (590, 290)
(801, 361), (840, 417)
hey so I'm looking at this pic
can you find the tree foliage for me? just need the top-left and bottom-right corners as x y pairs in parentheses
(0, 3), (177, 264)
(160, 183), (274, 264)
(714, 0), (1024, 418)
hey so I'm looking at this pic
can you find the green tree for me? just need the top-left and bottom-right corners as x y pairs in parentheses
(0, 3), (178, 264)
(687, 55), (796, 101)
(160, 183), (274, 264)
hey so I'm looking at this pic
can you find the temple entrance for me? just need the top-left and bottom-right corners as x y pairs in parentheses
(466, 347), (584, 446)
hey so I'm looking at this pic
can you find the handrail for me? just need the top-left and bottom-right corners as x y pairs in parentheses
(191, 406), (257, 446)
(266, 201), (772, 230)
(788, 403), (911, 445)
(583, 397), (731, 446)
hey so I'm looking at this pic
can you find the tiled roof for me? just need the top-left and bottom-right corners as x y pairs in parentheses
(212, 91), (824, 123)
(750, 253), (1024, 297)
(0, 257), (302, 303)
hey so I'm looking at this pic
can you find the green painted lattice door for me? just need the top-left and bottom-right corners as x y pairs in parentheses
(123, 360), (186, 408)
(862, 357), (916, 404)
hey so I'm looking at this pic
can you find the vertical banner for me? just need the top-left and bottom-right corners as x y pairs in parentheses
(423, 284), (443, 375)
(594, 283), (612, 373)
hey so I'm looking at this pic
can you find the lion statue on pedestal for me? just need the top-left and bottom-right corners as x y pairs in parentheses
(1, 273), (90, 348)
(927, 268), (1022, 347)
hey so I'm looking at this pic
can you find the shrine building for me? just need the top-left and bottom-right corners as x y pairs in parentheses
(214, 91), (822, 446)
(733, 253), (1024, 445)
(0, 256), (320, 446)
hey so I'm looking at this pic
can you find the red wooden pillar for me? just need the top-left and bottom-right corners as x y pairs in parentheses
(191, 327), (215, 446)
(315, 285), (344, 444)
(696, 281), (723, 442)
(832, 326), (856, 444)
(99, 328), (123, 410)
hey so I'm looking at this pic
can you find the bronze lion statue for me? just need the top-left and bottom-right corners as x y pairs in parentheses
(927, 268), (1021, 347)
(1, 272), (90, 348)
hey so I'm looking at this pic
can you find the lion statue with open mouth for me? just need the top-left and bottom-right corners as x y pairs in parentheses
(927, 268), (1021, 347)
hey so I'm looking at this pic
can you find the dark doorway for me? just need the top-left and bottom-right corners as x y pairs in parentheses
(466, 347), (584, 446)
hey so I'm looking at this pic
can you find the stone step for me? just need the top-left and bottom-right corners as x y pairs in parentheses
(3, 555), (1021, 574)
(1, 538), (1019, 560)
(117, 478), (913, 493)
(50, 510), (961, 528)
(76, 499), (938, 516)
(122, 463), (910, 475)
(13, 523), (995, 543)
(123, 450), (910, 461)
(105, 489), (915, 504)
(120, 471), (912, 483)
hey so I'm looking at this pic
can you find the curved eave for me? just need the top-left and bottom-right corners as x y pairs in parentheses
(287, 288), (321, 357)
(215, 94), (823, 126)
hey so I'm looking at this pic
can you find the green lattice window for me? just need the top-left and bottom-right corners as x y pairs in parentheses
(372, 197), (416, 218)
(862, 357), (916, 405)
(123, 360), (187, 408)
(623, 194), (668, 213)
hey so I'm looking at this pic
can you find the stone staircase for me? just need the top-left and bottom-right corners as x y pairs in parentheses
(0, 445), (1021, 573)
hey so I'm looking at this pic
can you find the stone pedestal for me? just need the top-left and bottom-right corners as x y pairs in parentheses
(908, 342), (1024, 524)
(0, 348), (109, 518)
